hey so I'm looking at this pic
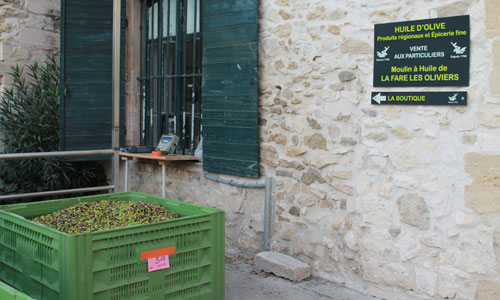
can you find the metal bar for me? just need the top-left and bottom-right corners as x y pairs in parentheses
(202, 172), (274, 249)
(174, 0), (182, 145)
(144, 0), (150, 145)
(149, 0), (155, 146)
(203, 173), (265, 188)
(183, 111), (186, 152)
(140, 0), (147, 145)
(157, 0), (164, 142)
(263, 176), (274, 251)
(112, 0), (121, 193)
(0, 149), (114, 160)
(162, 164), (166, 197)
(137, 73), (201, 80)
(181, 0), (188, 154)
(197, 0), (203, 153)
(270, 177), (275, 247)
(59, 0), (66, 150)
(190, 95), (195, 153)
(0, 186), (115, 201)
(191, 0), (198, 154)
(124, 158), (129, 192)
(181, 112), (200, 116)
(165, 0), (171, 134)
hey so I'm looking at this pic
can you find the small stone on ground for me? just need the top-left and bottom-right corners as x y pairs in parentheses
(255, 251), (312, 282)
(226, 254), (381, 300)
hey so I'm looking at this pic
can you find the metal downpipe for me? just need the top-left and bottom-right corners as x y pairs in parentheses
(203, 173), (274, 251)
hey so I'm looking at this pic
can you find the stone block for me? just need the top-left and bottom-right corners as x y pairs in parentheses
(305, 133), (327, 150)
(465, 153), (500, 214)
(361, 258), (412, 290)
(268, 133), (287, 145)
(273, 23), (291, 38)
(435, 1), (471, 18)
(493, 227), (500, 263)
(478, 107), (500, 128)
(332, 183), (353, 195)
(307, 153), (338, 169)
(344, 230), (359, 252)
(19, 28), (58, 48)
(255, 251), (311, 282)
(341, 38), (371, 54)
(479, 133), (500, 152)
(491, 41), (500, 95)
(275, 0), (289, 7)
(397, 194), (430, 230)
(286, 146), (307, 157)
(328, 24), (340, 35)
(391, 124), (413, 139)
(279, 10), (293, 20)
(26, 0), (60, 15)
(486, 0), (500, 37)
(457, 116), (474, 131)
(462, 134), (477, 145)
(261, 145), (278, 167)
(338, 70), (356, 82)
(390, 142), (419, 171)
(366, 131), (388, 142)
(475, 281), (500, 300)
(301, 168), (326, 185)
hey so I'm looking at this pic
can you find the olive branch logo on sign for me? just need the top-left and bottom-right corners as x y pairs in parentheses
(377, 46), (390, 58)
(451, 42), (466, 55)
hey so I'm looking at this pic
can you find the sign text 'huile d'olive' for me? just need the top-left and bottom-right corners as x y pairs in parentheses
(373, 15), (470, 87)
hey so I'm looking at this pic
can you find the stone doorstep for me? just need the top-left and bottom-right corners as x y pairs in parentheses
(255, 251), (312, 282)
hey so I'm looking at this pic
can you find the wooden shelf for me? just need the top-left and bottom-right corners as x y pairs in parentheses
(119, 152), (198, 165)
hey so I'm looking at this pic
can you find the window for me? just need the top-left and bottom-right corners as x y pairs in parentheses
(139, 0), (201, 154)
(60, 0), (260, 178)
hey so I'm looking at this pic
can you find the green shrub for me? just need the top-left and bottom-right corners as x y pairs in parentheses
(0, 55), (106, 203)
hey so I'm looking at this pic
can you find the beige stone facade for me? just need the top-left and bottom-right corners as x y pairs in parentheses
(0, 0), (59, 88)
(119, 0), (500, 299)
(0, 0), (59, 151)
(2, 0), (500, 299)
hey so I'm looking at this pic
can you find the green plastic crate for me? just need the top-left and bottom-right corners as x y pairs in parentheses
(0, 192), (225, 300)
(0, 280), (35, 300)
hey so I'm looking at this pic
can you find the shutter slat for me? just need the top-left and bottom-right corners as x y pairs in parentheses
(203, 157), (259, 178)
(204, 0), (258, 15)
(203, 44), (257, 63)
(203, 78), (257, 95)
(203, 26), (258, 48)
(204, 141), (259, 161)
(203, 61), (257, 78)
(203, 95), (257, 112)
(203, 9), (257, 31)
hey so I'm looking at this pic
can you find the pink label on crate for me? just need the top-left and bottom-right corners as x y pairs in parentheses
(148, 255), (170, 272)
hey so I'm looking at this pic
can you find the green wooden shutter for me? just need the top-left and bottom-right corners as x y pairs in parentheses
(202, 0), (259, 178)
(60, 0), (126, 150)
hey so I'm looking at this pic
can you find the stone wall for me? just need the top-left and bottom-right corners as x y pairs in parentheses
(121, 0), (500, 299)
(0, 0), (59, 87)
(0, 0), (59, 150)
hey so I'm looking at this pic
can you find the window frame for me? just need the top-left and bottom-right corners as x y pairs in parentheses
(138, 0), (202, 155)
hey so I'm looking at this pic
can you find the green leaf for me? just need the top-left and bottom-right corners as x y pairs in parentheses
(0, 55), (106, 203)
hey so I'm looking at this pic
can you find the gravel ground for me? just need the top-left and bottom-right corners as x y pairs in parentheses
(225, 255), (382, 300)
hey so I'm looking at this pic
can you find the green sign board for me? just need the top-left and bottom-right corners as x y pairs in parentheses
(373, 15), (470, 87)
(371, 91), (467, 106)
